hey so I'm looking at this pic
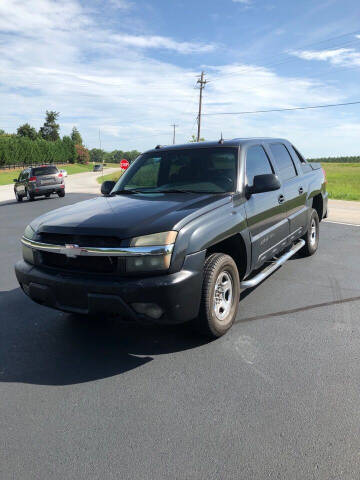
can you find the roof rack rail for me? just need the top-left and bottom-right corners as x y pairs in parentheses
(155, 145), (162, 149)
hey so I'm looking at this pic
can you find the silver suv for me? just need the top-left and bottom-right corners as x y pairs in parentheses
(14, 165), (65, 202)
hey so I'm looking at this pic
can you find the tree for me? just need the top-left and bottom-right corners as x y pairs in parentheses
(189, 134), (204, 142)
(89, 148), (104, 163)
(62, 136), (77, 163)
(71, 126), (82, 145)
(0, 129), (5, 135)
(39, 110), (60, 141)
(75, 144), (90, 164)
(17, 123), (38, 140)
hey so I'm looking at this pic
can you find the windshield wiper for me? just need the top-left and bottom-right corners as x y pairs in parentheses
(155, 188), (217, 194)
(113, 189), (150, 195)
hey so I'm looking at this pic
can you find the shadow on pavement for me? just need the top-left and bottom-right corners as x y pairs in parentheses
(0, 288), (207, 387)
(0, 192), (95, 208)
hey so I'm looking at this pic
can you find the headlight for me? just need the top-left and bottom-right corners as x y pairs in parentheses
(130, 231), (177, 247)
(23, 224), (36, 240)
(127, 231), (177, 273)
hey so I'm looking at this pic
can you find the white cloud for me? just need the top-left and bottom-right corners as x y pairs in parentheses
(232, 0), (252, 4)
(290, 48), (360, 67)
(111, 34), (216, 54)
(109, 0), (132, 9)
(0, 0), (359, 156)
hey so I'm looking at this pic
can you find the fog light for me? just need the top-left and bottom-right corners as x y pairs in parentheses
(131, 303), (164, 319)
(22, 245), (34, 264)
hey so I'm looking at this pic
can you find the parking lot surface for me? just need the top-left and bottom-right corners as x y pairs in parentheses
(1, 193), (360, 479)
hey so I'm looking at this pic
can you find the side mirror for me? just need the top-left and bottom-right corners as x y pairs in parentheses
(13, 178), (18, 182)
(101, 180), (116, 196)
(250, 174), (281, 195)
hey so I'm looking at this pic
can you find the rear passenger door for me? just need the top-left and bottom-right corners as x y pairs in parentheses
(244, 145), (289, 269)
(267, 143), (308, 237)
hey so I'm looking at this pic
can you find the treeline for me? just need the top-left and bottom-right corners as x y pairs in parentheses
(0, 136), (76, 167)
(0, 110), (141, 168)
(308, 156), (360, 163)
(89, 148), (140, 164)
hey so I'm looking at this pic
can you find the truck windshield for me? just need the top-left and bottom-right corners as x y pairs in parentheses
(113, 147), (238, 194)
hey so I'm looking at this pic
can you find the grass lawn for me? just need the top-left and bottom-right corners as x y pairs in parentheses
(0, 163), (121, 186)
(97, 171), (123, 184)
(322, 163), (360, 201)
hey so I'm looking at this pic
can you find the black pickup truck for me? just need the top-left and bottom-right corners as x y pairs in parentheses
(15, 138), (327, 337)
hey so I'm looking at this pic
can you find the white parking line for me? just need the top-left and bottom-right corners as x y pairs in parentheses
(324, 220), (360, 227)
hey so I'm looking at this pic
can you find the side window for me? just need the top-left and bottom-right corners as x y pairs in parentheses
(292, 145), (312, 173)
(246, 145), (273, 188)
(269, 143), (297, 181)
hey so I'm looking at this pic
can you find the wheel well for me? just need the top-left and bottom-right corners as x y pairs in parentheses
(312, 194), (323, 222)
(206, 235), (247, 279)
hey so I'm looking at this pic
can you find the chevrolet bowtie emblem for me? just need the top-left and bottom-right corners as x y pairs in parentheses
(61, 244), (82, 257)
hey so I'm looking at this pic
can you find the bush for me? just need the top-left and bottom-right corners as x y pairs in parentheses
(75, 144), (90, 164)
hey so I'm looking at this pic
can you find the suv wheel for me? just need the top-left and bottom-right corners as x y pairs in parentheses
(26, 188), (35, 201)
(15, 191), (23, 202)
(195, 253), (240, 338)
(58, 189), (65, 198)
(301, 208), (319, 256)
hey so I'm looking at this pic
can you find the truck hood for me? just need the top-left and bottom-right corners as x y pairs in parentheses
(31, 192), (231, 239)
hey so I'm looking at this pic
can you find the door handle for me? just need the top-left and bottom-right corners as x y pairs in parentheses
(298, 186), (304, 194)
(278, 194), (285, 204)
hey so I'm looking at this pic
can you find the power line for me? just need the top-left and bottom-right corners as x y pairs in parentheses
(202, 100), (360, 116)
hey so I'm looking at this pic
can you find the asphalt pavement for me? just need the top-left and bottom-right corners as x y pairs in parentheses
(1, 192), (360, 479)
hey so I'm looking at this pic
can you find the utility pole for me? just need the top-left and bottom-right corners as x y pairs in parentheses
(196, 71), (207, 142)
(170, 124), (178, 144)
(99, 128), (103, 177)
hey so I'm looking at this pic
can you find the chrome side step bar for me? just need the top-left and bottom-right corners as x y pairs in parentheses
(240, 239), (305, 290)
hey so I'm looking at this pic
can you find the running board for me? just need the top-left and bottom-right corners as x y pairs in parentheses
(240, 239), (305, 290)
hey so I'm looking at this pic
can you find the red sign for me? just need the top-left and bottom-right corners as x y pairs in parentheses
(120, 159), (130, 170)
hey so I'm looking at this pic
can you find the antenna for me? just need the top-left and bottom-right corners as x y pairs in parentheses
(218, 132), (224, 144)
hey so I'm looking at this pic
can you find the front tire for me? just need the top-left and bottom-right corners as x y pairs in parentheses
(301, 208), (319, 256)
(15, 191), (23, 202)
(195, 253), (240, 338)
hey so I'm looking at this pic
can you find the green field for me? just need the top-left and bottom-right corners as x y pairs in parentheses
(97, 171), (123, 184)
(0, 163), (120, 186)
(322, 163), (360, 201)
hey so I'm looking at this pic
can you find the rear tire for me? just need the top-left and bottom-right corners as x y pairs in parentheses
(301, 208), (319, 256)
(26, 188), (34, 201)
(58, 189), (65, 198)
(45, 193), (51, 198)
(194, 253), (240, 338)
(15, 191), (23, 202)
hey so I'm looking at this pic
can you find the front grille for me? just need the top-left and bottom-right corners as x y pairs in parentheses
(39, 251), (126, 274)
(39, 233), (122, 248)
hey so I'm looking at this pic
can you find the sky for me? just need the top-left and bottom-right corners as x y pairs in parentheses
(1, 0), (360, 157)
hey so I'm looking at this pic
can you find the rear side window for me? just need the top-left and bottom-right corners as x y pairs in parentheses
(246, 145), (273, 188)
(269, 144), (297, 181)
(32, 166), (59, 176)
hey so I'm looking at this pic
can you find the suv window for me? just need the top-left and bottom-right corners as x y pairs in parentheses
(246, 145), (273, 188)
(270, 143), (297, 181)
(32, 166), (59, 176)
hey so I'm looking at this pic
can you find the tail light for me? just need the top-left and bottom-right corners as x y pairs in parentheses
(321, 167), (327, 184)
(29, 176), (37, 182)
(58, 173), (63, 178)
